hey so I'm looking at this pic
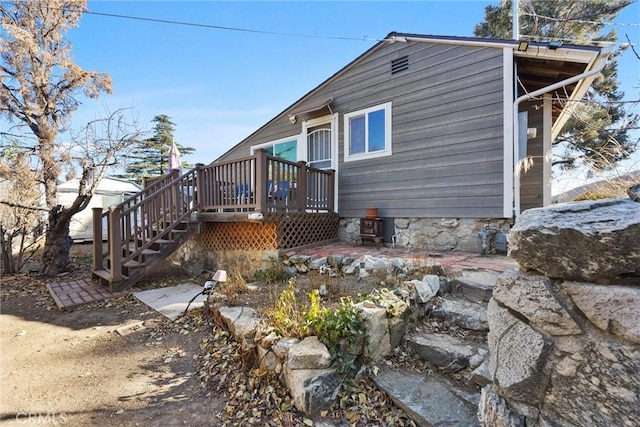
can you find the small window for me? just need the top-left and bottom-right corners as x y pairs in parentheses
(344, 102), (392, 162)
(307, 127), (332, 169)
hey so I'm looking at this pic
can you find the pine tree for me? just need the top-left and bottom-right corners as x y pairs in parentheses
(120, 115), (195, 182)
(475, 0), (639, 172)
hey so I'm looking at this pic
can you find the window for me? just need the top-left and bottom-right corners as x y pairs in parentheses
(272, 139), (297, 162)
(344, 102), (392, 162)
(251, 136), (298, 162)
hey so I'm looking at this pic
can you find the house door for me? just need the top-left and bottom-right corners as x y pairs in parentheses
(304, 114), (338, 212)
(307, 124), (332, 170)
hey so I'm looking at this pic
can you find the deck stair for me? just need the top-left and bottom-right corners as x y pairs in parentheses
(92, 168), (200, 292)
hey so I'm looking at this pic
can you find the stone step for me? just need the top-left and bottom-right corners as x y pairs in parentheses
(454, 271), (500, 303)
(374, 369), (480, 427)
(406, 331), (487, 372)
(430, 297), (489, 332)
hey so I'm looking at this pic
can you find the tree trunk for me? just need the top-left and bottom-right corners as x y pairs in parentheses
(0, 224), (15, 275)
(41, 206), (73, 275)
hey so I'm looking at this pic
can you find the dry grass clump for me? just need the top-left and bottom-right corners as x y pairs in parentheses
(575, 174), (639, 201)
(218, 270), (249, 305)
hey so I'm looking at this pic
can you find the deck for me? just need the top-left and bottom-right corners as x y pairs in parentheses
(92, 150), (337, 291)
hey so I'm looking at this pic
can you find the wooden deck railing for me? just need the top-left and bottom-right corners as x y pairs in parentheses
(197, 149), (335, 213)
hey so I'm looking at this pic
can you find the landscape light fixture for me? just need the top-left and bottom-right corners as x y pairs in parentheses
(289, 114), (297, 124)
(517, 41), (529, 52)
(548, 41), (563, 50)
(212, 269), (227, 283)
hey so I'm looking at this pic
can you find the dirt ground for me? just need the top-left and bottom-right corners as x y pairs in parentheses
(0, 264), (226, 426)
(0, 245), (396, 427)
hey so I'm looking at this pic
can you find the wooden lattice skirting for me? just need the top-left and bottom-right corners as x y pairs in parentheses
(267, 212), (339, 250)
(198, 213), (339, 251)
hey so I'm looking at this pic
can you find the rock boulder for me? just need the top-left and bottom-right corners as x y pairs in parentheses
(508, 199), (640, 283)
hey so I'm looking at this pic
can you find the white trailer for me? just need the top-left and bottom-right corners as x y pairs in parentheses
(56, 177), (142, 242)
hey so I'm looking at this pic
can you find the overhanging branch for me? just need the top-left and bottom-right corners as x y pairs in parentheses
(0, 199), (50, 212)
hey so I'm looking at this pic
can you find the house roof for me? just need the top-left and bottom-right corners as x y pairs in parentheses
(57, 176), (142, 195)
(216, 32), (609, 162)
(385, 33), (606, 117)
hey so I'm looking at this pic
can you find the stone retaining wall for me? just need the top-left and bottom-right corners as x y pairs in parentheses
(480, 198), (640, 426)
(213, 254), (453, 416)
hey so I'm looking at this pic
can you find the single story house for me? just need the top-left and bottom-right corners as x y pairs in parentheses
(92, 32), (613, 290)
(213, 32), (613, 252)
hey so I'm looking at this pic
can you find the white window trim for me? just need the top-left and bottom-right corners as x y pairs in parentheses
(250, 135), (302, 159)
(343, 101), (392, 162)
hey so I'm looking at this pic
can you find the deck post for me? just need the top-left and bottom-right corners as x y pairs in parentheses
(327, 169), (336, 213)
(195, 163), (204, 210)
(255, 149), (268, 212)
(92, 207), (104, 271)
(108, 205), (123, 283)
(297, 161), (308, 212)
(170, 169), (180, 221)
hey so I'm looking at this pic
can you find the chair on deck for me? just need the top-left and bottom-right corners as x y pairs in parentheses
(274, 181), (290, 203)
(235, 184), (250, 205)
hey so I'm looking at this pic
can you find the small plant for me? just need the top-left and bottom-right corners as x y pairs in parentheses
(264, 281), (365, 375)
(264, 278), (309, 338)
(253, 257), (287, 284)
(306, 293), (364, 375)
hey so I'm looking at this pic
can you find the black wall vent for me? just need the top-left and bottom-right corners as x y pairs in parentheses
(391, 56), (409, 74)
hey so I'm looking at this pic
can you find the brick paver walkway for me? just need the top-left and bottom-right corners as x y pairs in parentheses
(288, 241), (518, 276)
(46, 278), (132, 310)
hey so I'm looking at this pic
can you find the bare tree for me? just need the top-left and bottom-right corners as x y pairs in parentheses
(0, 145), (46, 274)
(0, 0), (137, 274)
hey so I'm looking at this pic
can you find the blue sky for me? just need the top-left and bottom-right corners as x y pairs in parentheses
(60, 1), (640, 190)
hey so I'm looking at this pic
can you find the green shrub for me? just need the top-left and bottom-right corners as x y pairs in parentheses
(306, 291), (364, 375)
(265, 282), (365, 375)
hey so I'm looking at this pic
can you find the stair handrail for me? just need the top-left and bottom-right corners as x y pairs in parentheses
(93, 167), (199, 282)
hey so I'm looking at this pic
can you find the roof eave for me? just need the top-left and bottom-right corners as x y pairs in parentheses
(551, 43), (616, 138)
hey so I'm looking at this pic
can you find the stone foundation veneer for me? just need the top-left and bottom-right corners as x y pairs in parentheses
(170, 239), (279, 277)
(339, 217), (511, 253)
